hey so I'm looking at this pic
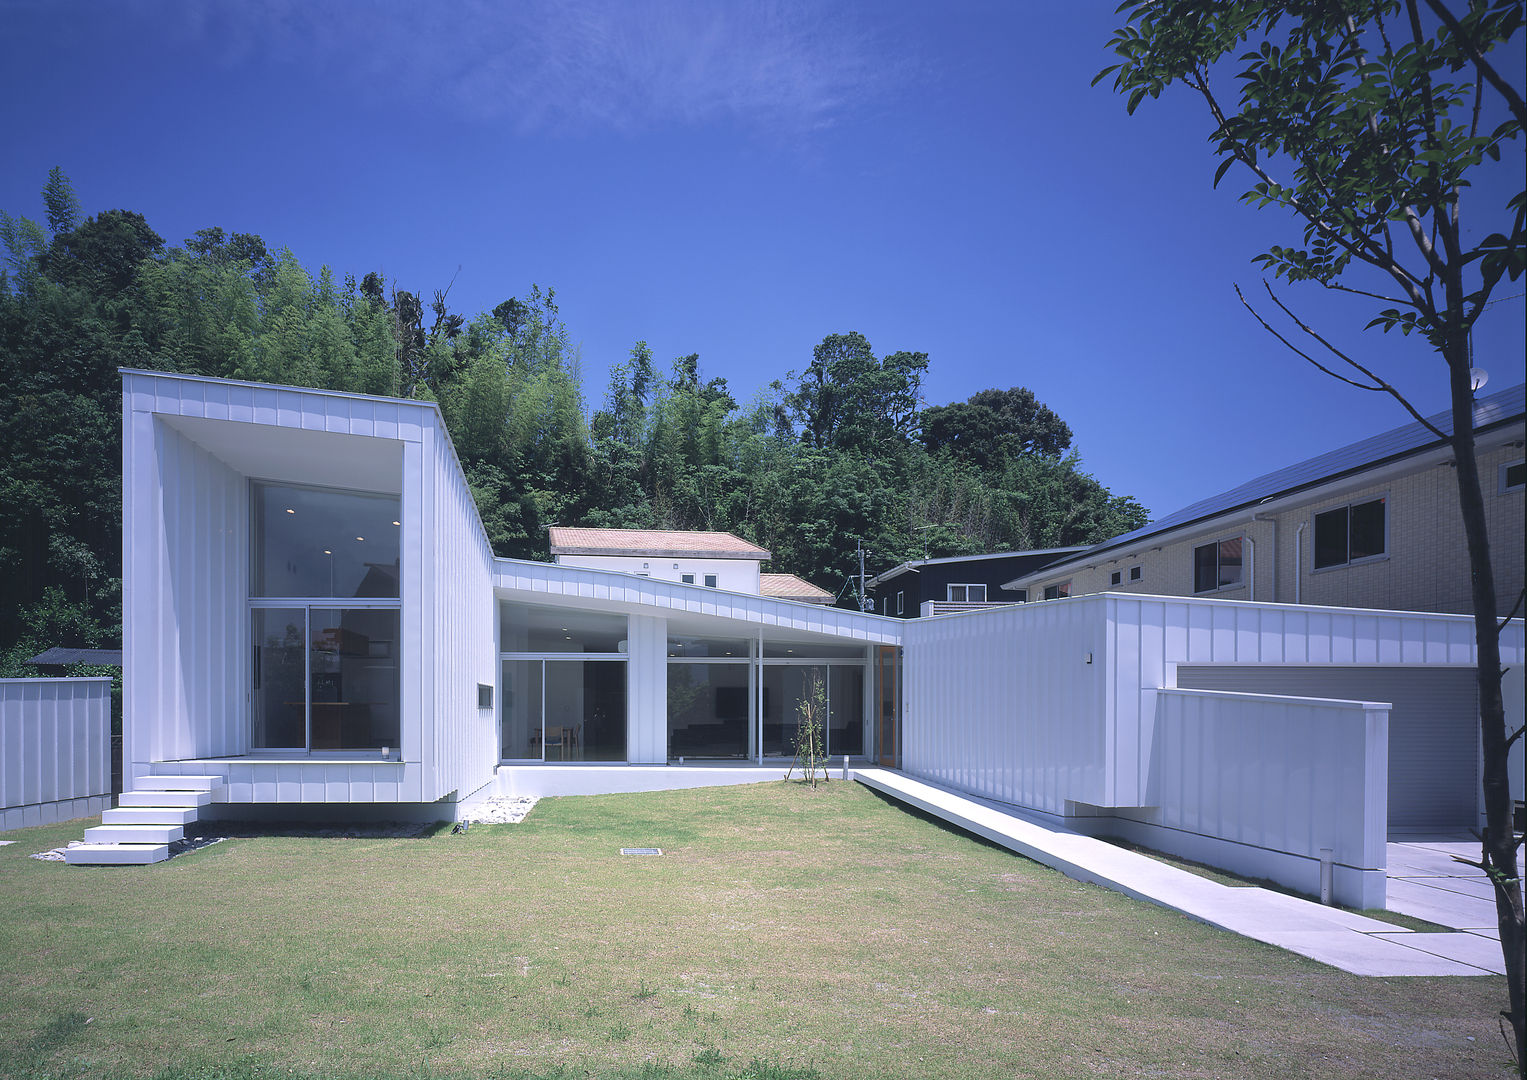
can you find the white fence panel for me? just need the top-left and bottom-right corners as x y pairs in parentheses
(0, 678), (112, 830)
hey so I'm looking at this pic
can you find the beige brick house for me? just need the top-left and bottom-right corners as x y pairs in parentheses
(1007, 385), (1525, 617)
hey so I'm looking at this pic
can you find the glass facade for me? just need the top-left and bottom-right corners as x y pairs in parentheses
(250, 483), (402, 753)
(667, 662), (752, 759)
(499, 602), (629, 762)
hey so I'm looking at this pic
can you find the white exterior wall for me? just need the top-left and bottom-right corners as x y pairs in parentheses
(123, 394), (247, 773)
(419, 410), (498, 803)
(556, 553), (762, 594)
(1147, 688), (1389, 908)
(625, 614), (668, 764)
(0, 678), (112, 829)
(901, 599), (1109, 811)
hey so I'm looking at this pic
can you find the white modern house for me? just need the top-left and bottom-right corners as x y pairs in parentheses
(83, 369), (1524, 910)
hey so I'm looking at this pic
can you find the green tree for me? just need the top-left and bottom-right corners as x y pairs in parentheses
(920, 386), (1073, 468)
(1100, 1), (1525, 1058)
(787, 332), (929, 454)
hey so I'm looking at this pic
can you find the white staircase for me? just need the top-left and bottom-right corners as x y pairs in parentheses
(65, 773), (225, 865)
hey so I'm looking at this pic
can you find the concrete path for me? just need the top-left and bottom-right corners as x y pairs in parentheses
(855, 769), (1508, 977)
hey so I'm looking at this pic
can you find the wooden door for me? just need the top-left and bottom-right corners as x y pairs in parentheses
(876, 645), (900, 768)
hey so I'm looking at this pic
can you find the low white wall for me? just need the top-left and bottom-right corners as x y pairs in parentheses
(1118, 688), (1389, 909)
(0, 678), (112, 830)
(490, 764), (801, 799)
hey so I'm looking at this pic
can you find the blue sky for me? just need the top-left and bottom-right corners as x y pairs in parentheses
(3, 0), (1523, 528)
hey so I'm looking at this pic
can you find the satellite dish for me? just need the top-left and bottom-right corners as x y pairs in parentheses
(1470, 367), (1489, 391)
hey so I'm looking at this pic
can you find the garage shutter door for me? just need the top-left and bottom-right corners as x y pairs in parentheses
(1174, 666), (1479, 833)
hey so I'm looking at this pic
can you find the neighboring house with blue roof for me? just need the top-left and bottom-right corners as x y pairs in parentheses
(1006, 384), (1525, 617)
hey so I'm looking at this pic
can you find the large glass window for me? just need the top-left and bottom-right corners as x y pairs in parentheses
(251, 607), (400, 751)
(250, 482), (402, 754)
(829, 666), (864, 756)
(668, 663), (751, 759)
(499, 602), (628, 762)
(251, 483), (401, 599)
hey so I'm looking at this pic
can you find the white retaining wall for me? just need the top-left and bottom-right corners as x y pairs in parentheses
(1128, 688), (1389, 908)
(0, 678), (112, 830)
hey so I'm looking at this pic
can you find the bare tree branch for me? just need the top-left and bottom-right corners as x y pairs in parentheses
(1237, 281), (1450, 439)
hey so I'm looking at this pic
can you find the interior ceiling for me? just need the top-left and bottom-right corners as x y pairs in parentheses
(162, 414), (403, 494)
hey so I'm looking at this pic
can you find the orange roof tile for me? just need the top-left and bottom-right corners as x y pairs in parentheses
(549, 527), (770, 560)
(759, 573), (835, 604)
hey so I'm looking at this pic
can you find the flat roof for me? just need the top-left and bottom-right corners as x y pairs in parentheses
(550, 527), (770, 560)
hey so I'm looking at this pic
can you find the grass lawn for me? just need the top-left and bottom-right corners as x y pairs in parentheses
(0, 781), (1515, 1080)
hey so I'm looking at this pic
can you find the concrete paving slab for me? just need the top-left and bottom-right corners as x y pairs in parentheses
(1370, 932), (1506, 975)
(1400, 875), (1497, 901)
(1386, 877), (1500, 929)
(1241, 930), (1491, 976)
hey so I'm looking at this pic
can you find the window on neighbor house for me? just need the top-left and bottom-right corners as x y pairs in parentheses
(1130, 566), (1142, 582)
(1110, 571), (1122, 586)
(897, 591), (905, 615)
(1501, 460), (1525, 494)
(1043, 581), (1071, 600)
(1193, 536), (1244, 593)
(1313, 497), (1386, 569)
(947, 584), (987, 602)
(681, 573), (695, 584)
(703, 574), (718, 588)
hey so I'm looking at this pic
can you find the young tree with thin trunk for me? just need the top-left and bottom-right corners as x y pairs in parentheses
(1099, 1), (1525, 1065)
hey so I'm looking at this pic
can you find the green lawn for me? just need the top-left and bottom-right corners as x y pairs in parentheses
(0, 781), (1514, 1079)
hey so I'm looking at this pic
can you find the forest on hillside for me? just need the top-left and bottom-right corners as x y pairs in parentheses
(0, 171), (1149, 673)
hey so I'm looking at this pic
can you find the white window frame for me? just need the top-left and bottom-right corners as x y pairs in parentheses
(1129, 566), (1142, 582)
(896, 591), (905, 615)
(703, 573), (718, 588)
(681, 573), (695, 585)
(1193, 535), (1246, 594)
(1311, 495), (1388, 572)
(1500, 459), (1525, 494)
(946, 583), (987, 602)
(1109, 570), (1122, 587)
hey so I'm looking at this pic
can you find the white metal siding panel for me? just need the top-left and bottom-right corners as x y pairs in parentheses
(1175, 666), (1480, 831)
(627, 614), (667, 763)
(1152, 688), (1388, 873)
(123, 410), (246, 771)
(422, 413), (497, 802)
(0, 679), (111, 822)
(900, 598), (1108, 813)
(1103, 595), (1513, 820)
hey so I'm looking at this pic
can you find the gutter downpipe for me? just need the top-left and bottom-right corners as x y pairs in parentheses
(1294, 521), (1307, 605)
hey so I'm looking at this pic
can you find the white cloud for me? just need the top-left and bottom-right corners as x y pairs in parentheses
(167, 0), (901, 140)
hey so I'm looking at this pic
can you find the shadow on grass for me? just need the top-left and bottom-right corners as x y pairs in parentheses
(185, 820), (450, 840)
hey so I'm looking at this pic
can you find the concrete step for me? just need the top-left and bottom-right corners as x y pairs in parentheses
(118, 790), (213, 809)
(83, 824), (184, 845)
(132, 774), (223, 792)
(64, 843), (170, 865)
(101, 806), (199, 826)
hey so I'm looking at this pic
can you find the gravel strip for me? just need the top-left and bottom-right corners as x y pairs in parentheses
(458, 796), (539, 824)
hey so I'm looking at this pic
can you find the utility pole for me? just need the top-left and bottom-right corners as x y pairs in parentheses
(856, 539), (872, 612)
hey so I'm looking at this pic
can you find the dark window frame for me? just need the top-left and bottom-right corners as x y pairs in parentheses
(1312, 496), (1388, 571)
(1193, 535), (1245, 593)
